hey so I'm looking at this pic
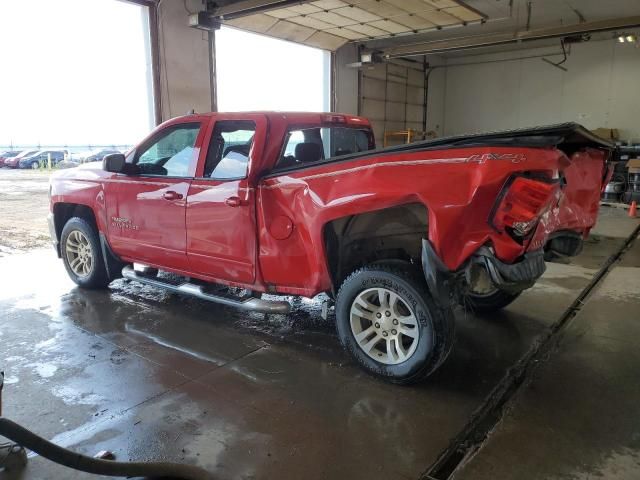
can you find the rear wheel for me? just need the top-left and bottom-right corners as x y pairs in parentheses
(61, 217), (110, 289)
(464, 288), (521, 313)
(335, 264), (455, 385)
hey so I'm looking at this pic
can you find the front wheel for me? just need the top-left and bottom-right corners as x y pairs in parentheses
(335, 264), (455, 385)
(61, 217), (110, 289)
(30, 161), (40, 170)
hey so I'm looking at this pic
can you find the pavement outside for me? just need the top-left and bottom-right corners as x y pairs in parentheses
(0, 169), (50, 252)
(0, 205), (638, 480)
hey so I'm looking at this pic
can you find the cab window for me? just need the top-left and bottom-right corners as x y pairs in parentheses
(203, 120), (255, 180)
(277, 126), (372, 170)
(134, 123), (200, 177)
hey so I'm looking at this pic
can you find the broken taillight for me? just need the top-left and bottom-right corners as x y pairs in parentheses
(491, 176), (561, 241)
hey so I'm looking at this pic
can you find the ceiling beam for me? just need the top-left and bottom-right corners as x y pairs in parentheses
(210, 0), (314, 20)
(381, 16), (640, 58)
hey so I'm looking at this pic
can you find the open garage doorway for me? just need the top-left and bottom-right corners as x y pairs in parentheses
(0, 0), (156, 251)
(215, 26), (331, 112)
(0, 0), (155, 152)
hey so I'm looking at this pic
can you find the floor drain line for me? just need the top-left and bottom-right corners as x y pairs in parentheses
(421, 223), (640, 480)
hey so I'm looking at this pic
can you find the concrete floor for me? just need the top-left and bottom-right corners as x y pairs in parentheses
(0, 207), (638, 480)
(457, 218), (640, 480)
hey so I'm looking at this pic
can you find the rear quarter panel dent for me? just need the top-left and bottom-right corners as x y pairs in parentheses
(257, 145), (605, 296)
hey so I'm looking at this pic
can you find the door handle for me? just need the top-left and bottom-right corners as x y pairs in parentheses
(162, 190), (183, 201)
(225, 196), (241, 207)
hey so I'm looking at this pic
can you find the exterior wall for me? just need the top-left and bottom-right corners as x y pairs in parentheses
(438, 36), (640, 141)
(157, 0), (213, 121)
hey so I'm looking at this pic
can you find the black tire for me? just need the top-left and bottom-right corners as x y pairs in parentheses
(335, 264), (455, 385)
(60, 217), (111, 289)
(464, 289), (521, 314)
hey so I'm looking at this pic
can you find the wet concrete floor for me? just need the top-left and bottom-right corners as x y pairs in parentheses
(456, 218), (640, 480)
(0, 207), (637, 479)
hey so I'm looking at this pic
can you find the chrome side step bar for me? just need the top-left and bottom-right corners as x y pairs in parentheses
(121, 266), (291, 314)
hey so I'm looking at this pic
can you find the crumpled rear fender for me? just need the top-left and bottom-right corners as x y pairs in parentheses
(258, 145), (605, 297)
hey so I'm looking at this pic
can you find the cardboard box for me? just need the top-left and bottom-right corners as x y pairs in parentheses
(592, 128), (620, 141)
(627, 158), (640, 174)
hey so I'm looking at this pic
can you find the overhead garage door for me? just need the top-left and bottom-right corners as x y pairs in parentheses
(360, 62), (427, 145)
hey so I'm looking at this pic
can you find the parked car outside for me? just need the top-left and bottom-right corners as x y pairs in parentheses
(18, 150), (66, 169)
(71, 150), (93, 162)
(56, 159), (81, 169)
(84, 149), (121, 163)
(0, 151), (20, 167)
(3, 150), (39, 168)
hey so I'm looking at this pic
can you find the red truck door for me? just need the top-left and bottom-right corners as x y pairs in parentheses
(185, 115), (266, 285)
(104, 119), (208, 271)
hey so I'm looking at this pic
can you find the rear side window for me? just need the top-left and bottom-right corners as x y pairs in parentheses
(278, 126), (372, 170)
(134, 123), (200, 177)
(203, 120), (256, 180)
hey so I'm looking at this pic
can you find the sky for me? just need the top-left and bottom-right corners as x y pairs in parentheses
(0, 0), (153, 147)
(216, 26), (330, 113)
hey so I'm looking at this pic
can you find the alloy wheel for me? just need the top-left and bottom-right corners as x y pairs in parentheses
(65, 230), (93, 277)
(350, 287), (420, 365)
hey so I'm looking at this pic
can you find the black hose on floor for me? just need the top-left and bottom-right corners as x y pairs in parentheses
(0, 417), (215, 480)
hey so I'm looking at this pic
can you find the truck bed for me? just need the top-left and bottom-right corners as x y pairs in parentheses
(270, 123), (614, 176)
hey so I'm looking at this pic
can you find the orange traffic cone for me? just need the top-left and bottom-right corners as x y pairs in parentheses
(630, 200), (637, 218)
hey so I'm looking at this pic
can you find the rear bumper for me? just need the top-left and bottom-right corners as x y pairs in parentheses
(421, 239), (546, 306)
(472, 247), (546, 293)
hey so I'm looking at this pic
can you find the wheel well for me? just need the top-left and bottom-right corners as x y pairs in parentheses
(53, 203), (99, 245)
(323, 203), (428, 290)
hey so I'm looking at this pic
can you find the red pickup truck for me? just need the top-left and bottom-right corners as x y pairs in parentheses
(49, 112), (612, 384)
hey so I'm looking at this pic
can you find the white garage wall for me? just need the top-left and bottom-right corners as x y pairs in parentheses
(438, 36), (640, 141)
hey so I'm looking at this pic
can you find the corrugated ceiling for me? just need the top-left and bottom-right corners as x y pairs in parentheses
(223, 0), (485, 50)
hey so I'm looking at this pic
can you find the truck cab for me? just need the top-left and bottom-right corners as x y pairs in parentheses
(50, 112), (375, 290)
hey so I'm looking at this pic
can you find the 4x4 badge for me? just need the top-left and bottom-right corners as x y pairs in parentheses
(467, 153), (527, 164)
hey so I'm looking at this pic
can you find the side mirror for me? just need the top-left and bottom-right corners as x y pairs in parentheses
(103, 153), (126, 173)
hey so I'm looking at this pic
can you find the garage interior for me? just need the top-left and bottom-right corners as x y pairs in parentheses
(1, 1), (640, 479)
